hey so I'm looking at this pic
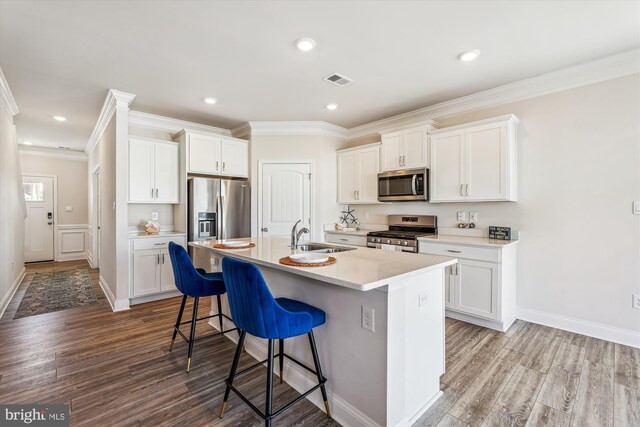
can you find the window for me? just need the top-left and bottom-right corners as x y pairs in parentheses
(24, 182), (44, 201)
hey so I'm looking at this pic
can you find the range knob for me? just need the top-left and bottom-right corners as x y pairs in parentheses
(384, 239), (391, 244)
(403, 241), (409, 246)
(375, 238), (381, 243)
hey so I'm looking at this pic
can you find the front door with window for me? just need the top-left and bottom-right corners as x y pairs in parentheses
(23, 176), (55, 262)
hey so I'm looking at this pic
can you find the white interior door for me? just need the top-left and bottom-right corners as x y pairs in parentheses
(93, 168), (101, 268)
(260, 163), (311, 239)
(23, 176), (55, 262)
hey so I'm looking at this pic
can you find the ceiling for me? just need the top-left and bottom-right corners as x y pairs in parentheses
(1, 1), (638, 151)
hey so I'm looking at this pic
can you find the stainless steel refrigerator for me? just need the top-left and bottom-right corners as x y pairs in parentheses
(187, 177), (250, 258)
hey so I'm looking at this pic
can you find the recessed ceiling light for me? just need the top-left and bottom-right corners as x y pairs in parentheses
(203, 97), (217, 105)
(53, 115), (67, 122)
(22, 141), (33, 145)
(326, 103), (338, 111)
(294, 37), (316, 52)
(457, 49), (481, 62)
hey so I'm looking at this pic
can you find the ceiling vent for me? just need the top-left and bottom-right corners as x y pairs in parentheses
(323, 73), (353, 87)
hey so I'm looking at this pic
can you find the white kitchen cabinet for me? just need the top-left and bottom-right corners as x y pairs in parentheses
(380, 124), (434, 171)
(337, 143), (381, 204)
(430, 115), (518, 202)
(174, 130), (248, 178)
(129, 138), (179, 203)
(420, 237), (517, 332)
(130, 235), (185, 300)
(324, 232), (367, 247)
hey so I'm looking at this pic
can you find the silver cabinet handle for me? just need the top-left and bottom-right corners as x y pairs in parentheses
(465, 184), (469, 196)
(222, 162), (225, 172)
(162, 253), (165, 264)
(216, 161), (219, 171)
(354, 190), (357, 200)
(402, 155), (406, 166)
(156, 188), (159, 198)
(447, 250), (462, 253)
(356, 190), (360, 200)
(340, 238), (348, 241)
(156, 254), (160, 264)
(460, 185), (464, 196)
(399, 155), (402, 166)
(151, 188), (154, 198)
(153, 242), (165, 246)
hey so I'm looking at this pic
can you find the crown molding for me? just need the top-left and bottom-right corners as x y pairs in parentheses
(129, 110), (232, 137)
(19, 145), (88, 161)
(230, 122), (252, 139)
(0, 65), (19, 116)
(235, 121), (349, 139)
(348, 49), (640, 139)
(85, 89), (136, 155)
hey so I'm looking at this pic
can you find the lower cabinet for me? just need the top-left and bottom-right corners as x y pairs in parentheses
(421, 239), (517, 331)
(131, 235), (185, 300)
(324, 232), (367, 247)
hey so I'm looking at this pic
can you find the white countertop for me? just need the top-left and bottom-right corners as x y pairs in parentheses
(189, 236), (456, 291)
(418, 234), (518, 247)
(323, 229), (370, 237)
(129, 231), (186, 239)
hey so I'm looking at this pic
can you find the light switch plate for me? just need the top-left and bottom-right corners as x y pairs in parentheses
(457, 211), (467, 221)
(633, 201), (640, 215)
(419, 292), (428, 307)
(469, 211), (478, 222)
(64, 206), (73, 212)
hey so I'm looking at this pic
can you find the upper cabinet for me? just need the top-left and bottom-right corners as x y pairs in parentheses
(337, 143), (381, 204)
(174, 130), (248, 178)
(380, 124), (435, 171)
(430, 115), (519, 203)
(129, 138), (179, 203)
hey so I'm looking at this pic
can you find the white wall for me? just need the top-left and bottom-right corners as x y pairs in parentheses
(0, 86), (25, 316)
(19, 153), (88, 225)
(88, 117), (117, 296)
(250, 134), (349, 240)
(349, 74), (640, 338)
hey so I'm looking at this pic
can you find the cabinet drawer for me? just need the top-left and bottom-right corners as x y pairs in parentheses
(418, 241), (500, 262)
(325, 233), (367, 247)
(132, 236), (186, 251)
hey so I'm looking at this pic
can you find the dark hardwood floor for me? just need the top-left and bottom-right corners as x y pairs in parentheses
(1, 261), (638, 427)
(0, 261), (338, 426)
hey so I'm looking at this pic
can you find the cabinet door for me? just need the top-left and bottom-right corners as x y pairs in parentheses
(380, 132), (403, 171)
(465, 123), (508, 201)
(430, 130), (465, 202)
(455, 259), (498, 320)
(403, 127), (428, 168)
(160, 250), (176, 291)
(154, 142), (179, 203)
(337, 151), (358, 203)
(221, 139), (248, 177)
(188, 134), (222, 174)
(129, 139), (155, 202)
(132, 251), (161, 297)
(357, 147), (380, 203)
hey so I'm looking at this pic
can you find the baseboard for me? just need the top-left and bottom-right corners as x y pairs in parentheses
(57, 252), (87, 262)
(130, 290), (181, 305)
(210, 316), (383, 427)
(516, 306), (640, 349)
(445, 309), (513, 332)
(0, 267), (26, 320)
(398, 390), (443, 427)
(86, 251), (94, 268)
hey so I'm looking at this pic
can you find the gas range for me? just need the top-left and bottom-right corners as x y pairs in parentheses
(367, 215), (437, 253)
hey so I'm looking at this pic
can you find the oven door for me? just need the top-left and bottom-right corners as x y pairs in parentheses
(378, 168), (428, 202)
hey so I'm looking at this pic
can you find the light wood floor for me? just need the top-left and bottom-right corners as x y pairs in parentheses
(1, 261), (638, 427)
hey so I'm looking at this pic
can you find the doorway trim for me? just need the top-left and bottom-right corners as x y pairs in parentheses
(257, 160), (315, 240)
(22, 173), (58, 262)
(91, 163), (101, 269)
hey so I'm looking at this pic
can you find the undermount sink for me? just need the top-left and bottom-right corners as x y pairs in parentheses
(296, 243), (356, 253)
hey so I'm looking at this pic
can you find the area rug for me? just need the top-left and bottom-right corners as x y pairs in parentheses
(14, 268), (98, 319)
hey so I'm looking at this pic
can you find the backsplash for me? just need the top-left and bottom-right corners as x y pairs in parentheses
(128, 204), (174, 228)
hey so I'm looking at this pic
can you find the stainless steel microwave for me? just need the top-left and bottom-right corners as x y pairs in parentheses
(378, 168), (429, 202)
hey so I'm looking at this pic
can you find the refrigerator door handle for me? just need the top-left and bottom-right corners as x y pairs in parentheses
(217, 195), (225, 240)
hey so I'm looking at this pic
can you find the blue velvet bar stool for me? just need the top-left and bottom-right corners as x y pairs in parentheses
(219, 256), (331, 426)
(167, 242), (237, 372)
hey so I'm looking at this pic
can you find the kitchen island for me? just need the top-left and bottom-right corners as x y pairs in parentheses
(189, 237), (456, 427)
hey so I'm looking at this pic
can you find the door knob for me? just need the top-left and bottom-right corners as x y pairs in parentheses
(261, 227), (269, 232)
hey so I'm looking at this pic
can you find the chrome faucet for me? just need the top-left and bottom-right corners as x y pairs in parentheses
(291, 220), (310, 249)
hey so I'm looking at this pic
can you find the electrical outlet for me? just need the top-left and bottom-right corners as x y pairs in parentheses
(64, 206), (73, 212)
(419, 292), (429, 307)
(469, 211), (478, 222)
(633, 294), (640, 309)
(457, 211), (467, 222)
(362, 306), (374, 332)
(364, 211), (370, 220)
(151, 211), (159, 220)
